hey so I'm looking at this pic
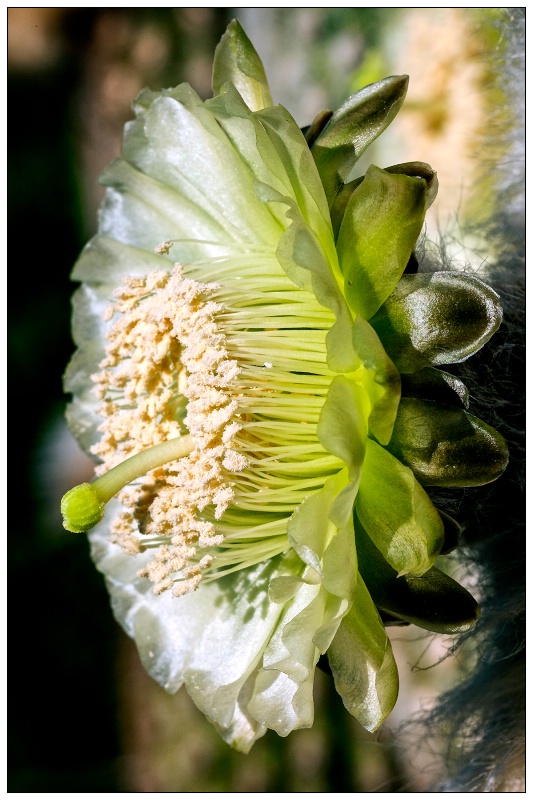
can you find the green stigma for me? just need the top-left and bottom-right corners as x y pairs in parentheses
(61, 483), (105, 533)
(60, 434), (196, 533)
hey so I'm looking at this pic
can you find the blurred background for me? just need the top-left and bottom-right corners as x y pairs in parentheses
(8, 7), (518, 792)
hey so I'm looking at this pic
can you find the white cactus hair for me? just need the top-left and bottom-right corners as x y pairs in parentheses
(418, 9), (525, 791)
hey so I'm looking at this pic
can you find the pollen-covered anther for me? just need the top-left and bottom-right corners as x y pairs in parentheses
(183, 554), (213, 579)
(187, 402), (238, 436)
(138, 540), (196, 583)
(223, 450), (248, 471)
(137, 539), (215, 597)
(221, 421), (242, 443)
(212, 486), (234, 518)
(110, 517), (142, 555)
(172, 574), (203, 597)
(197, 529), (224, 548)
(154, 240), (174, 255)
(84, 264), (254, 594)
(153, 578), (173, 595)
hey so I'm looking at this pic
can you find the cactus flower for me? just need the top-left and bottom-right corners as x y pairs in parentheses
(62, 21), (507, 751)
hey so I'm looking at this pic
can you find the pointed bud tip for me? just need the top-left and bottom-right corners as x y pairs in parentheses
(61, 483), (104, 533)
(369, 74), (409, 103)
(387, 73), (409, 91)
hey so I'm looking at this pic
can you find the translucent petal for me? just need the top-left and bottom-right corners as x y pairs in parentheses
(207, 87), (332, 245)
(121, 91), (281, 247)
(250, 575), (354, 736)
(98, 159), (238, 256)
(89, 512), (294, 751)
(72, 235), (172, 284)
(328, 577), (399, 731)
(287, 468), (356, 592)
(336, 165), (427, 320)
(249, 582), (325, 736)
(352, 316), (401, 445)
(356, 440), (444, 576)
(248, 471), (358, 736)
(63, 285), (110, 454)
(254, 105), (333, 244)
(317, 376), (369, 484)
(212, 19), (273, 111)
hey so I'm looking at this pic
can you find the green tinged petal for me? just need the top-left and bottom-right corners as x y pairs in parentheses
(206, 87), (359, 373)
(352, 316), (401, 444)
(121, 87), (281, 248)
(336, 166), (427, 320)
(311, 75), (409, 205)
(207, 88), (332, 244)
(317, 376), (369, 483)
(330, 161), (438, 240)
(387, 398), (509, 487)
(356, 440), (444, 576)
(327, 578), (399, 732)
(248, 583), (326, 736)
(251, 105), (358, 374)
(212, 19), (273, 111)
(255, 105), (333, 239)
(355, 521), (479, 634)
(287, 469), (354, 582)
(370, 272), (503, 372)
(251, 472), (359, 737)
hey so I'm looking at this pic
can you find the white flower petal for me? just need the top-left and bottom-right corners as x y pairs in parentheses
(248, 582), (324, 735)
(73, 235), (167, 284)
(89, 513), (292, 750)
(99, 159), (235, 256)
(64, 285), (110, 452)
(122, 93), (281, 247)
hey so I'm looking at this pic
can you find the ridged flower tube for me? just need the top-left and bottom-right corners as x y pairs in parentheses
(62, 21), (508, 751)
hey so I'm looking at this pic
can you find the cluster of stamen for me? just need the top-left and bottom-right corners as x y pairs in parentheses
(92, 251), (345, 596)
(92, 265), (246, 594)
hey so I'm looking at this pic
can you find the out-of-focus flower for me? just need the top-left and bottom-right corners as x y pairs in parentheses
(61, 21), (507, 751)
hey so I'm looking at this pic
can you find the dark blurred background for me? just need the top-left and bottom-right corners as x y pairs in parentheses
(8, 8), (514, 792)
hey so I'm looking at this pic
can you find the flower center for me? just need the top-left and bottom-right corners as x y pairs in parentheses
(64, 251), (348, 596)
